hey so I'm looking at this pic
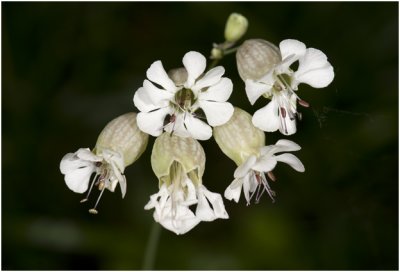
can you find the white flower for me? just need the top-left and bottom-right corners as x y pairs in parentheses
(60, 148), (126, 214)
(146, 133), (228, 235)
(134, 51), (234, 140)
(224, 139), (305, 205)
(245, 39), (334, 135)
(145, 162), (228, 235)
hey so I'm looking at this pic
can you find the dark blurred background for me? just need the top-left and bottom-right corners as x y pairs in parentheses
(2, 2), (398, 270)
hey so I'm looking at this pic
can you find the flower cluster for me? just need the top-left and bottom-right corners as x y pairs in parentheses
(60, 13), (334, 235)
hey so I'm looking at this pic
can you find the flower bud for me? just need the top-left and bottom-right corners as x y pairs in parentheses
(168, 67), (188, 86)
(210, 48), (223, 60)
(224, 13), (248, 43)
(151, 133), (205, 185)
(236, 39), (281, 81)
(213, 107), (265, 166)
(94, 112), (149, 167)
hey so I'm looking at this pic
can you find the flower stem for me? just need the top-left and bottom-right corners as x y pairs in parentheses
(207, 58), (220, 70)
(223, 46), (239, 55)
(207, 46), (239, 70)
(142, 222), (162, 270)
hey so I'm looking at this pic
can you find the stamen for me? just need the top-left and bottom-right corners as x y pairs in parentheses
(281, 114), (288, 134)
(255, 186), (266, 204)
(248, 172), (277, 204)
(298, 99), (310, 108)
(277, 74), (292, 92)
(170, 119), (177, 136)
(89, 186), (106, 214)
(276, 75), (287, 91)
(280, 107), (287, 118)
(260, 172), (276, 203)
(247, 172), (259, 205)
(81, 173), (99, 203)
(267, 171), (276, 181)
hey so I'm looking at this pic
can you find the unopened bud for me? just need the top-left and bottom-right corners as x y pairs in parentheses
(94, 112), (149, 167)
(236, 39), (281, 81)
(210, 48), (223, 60)
(168, 67), (188, 86)
(213, 107), (265, 166)
(151, 133), (205, 185)
(224, 13), (248, 43)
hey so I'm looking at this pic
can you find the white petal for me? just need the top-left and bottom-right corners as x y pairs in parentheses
(164, 113), (191, 138)
(259, 139), (301, 158)
(279, 39), (306, 62)
(275, 153), (305, 172)
(104, 175), (119, 192)
(107, 157), (127, 198)
(294, 48), (334, 88)
(60, 152), (96, 193)
(197, 77), (233, 102)
(144, 184), (168, 210)
(234, 156), (257, 178)
(60, 153), (78, 174)
(76, 148), (101, 162)
(274, 139), (301, 152)
(133, 87), (161, 113)
(64, 168), (94, 193)
(245, 73), (274, 105)
(182, 177), (198, 206)
(118, 175), (127, 198)
(196, 190), (216, 221)
(242, 173), (251, 203)
(224, 179), (243, 203)
(101, 149), (124, 172)
(252, 100), (280, 132)
(143, 80), (175, 105)
(146, 60), (177, 92)
(248, 173), (258, 194)
(196, 185), (228, 221)
(157, 204), (200, 235)
(192, 66), (225, 92)
(198, 100), (234, 126)
(136, 107), (171, 136)
(279, 114), (297, 136)
(252, 156), (277, 173)
(183, 51), (206, 88)
(259, 145), (274, 156)
(184, 114), (212, 140)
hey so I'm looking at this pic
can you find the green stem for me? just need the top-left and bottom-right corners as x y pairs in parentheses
(207, 46), (239, 70)
(223, 46), (239, 55)
(142, 222), (162, 270)
(207, 58), (220, 70)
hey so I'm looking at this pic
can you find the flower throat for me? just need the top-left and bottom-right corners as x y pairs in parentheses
(172, 88), (196, 112)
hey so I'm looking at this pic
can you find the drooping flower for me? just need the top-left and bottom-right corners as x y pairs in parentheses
(133, 51), (234, 141)
(236, 39), (334, 135)
(145, 133), (228, 235)
(214, 107), (304, 205)
(224, 139), (305, 204)
(60, 112), (149, 214)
